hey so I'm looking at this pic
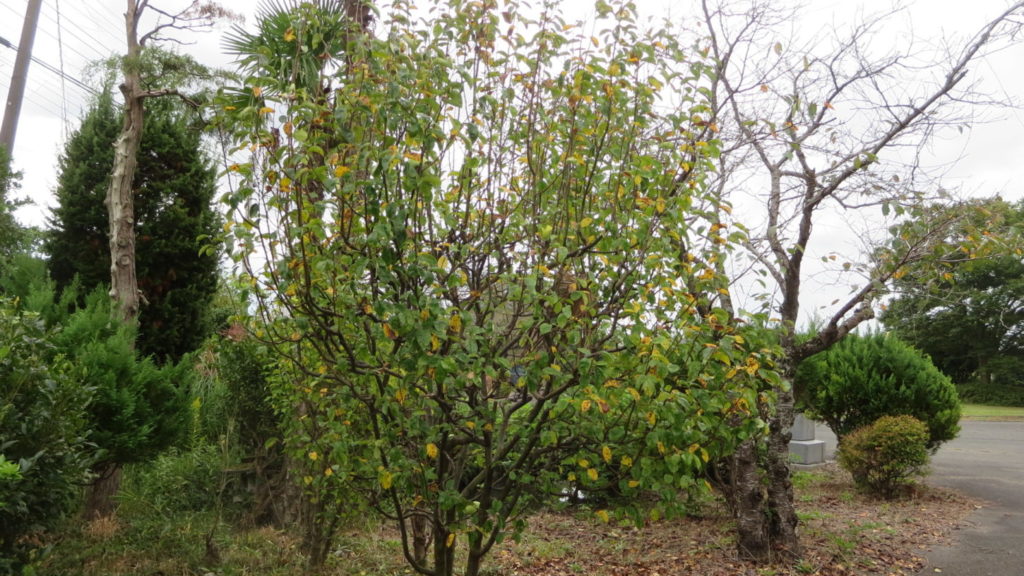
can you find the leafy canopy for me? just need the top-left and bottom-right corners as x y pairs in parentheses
(215, 0), (765, 573)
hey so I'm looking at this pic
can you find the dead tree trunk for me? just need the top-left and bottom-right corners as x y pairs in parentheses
(85, 0), (146, 520)
(107, 75), (144, 322)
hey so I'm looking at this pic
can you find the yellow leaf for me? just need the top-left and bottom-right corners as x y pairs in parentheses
(380, 469), (393, 490)
(446, 533), (456, 548)
(324, 467), (333, 477)
(404, 152), (423, 162)
(578, 459), (590, 468)
(596, 509), (610, 523)
(283, 27), (296, 42)
(252, 86), (263, 97)
(647, 411), (657, 426)
(449, 314), (462, 333)
(303, 475), (313, 485)
(430, 334), (441, 352)
(383, 323), (398, 340)
(465, 420), (476, 430)
(334, 165), (350, 178)
(587, 468), (599, 481)
(602, 445), (613, 463)
(628, 479), (640, 488)
(395, 388), (407, 404)
(283, 122), (293, 136)
(259, 106), (274, 115)
(620, 455), (633, 468)
(308, 451), (319, 461)
(657, 441), (666, 455)
(426, 443), (439, 459)
(581, 399), (592, 413)
(580, 217), (593, 228)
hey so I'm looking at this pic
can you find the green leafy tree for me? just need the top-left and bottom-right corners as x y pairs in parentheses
(882, 199), (1024, 402)
(45, 91), (221, 363)
(0, 298), (93, 569)
(794, 332), (960, 449)
(0, 146), (27, 269)
(217, 1), (753, 574)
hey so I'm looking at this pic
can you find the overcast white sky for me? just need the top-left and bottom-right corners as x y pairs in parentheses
(1, 0), (1022, 321)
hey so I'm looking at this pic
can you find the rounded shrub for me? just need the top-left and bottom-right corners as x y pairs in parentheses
(794, 332), (960, 450)
(837, 415), (929, 499)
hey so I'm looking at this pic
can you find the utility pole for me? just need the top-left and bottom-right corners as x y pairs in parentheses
(1, 0), (44, 154)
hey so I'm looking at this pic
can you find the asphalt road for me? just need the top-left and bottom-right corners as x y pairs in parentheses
(913, 421), (1024, 575)
(813, 420), (1024, 575)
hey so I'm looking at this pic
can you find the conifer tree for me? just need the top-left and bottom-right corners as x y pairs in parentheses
(45, 91), (220, 362)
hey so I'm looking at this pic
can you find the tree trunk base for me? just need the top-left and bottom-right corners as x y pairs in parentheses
(83, 463), (122, 520)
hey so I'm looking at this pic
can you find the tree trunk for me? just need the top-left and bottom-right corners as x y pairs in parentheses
(106, 2), (144, 323)
(412, 512), (429, 566)
(83, 463), (122, 520)
(433, 521), (455, 576)
(764, 383), (801, 560)
(730, 438), (770, 561)
(85, 0), (146, 522)
(465, 537), (484, 576)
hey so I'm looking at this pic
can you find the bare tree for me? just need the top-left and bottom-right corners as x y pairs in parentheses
(695, 0), (1024, 561)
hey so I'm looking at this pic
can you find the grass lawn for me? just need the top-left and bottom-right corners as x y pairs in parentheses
(961, 403), (1024, 421)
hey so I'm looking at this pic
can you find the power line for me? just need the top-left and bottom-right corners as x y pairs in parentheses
(58, 1), (126, 52)
(38, 2), (121, 63)
(0, 34), (99, 96)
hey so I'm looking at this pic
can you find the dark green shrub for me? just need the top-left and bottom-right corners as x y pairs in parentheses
(795, 332), (960, 449)
(0, 299), (93, 566)
(837, 415), (929, 499)
(53, 289), (188, 468)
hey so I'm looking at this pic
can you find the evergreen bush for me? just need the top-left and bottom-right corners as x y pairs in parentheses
(52, 289), (188, 468)
(837, 415), (930, 499)
(795, 332), (960, 449)
(45, 91), (220, 363)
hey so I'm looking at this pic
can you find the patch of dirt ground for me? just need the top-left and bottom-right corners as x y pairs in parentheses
(490, 464), (979, 576)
